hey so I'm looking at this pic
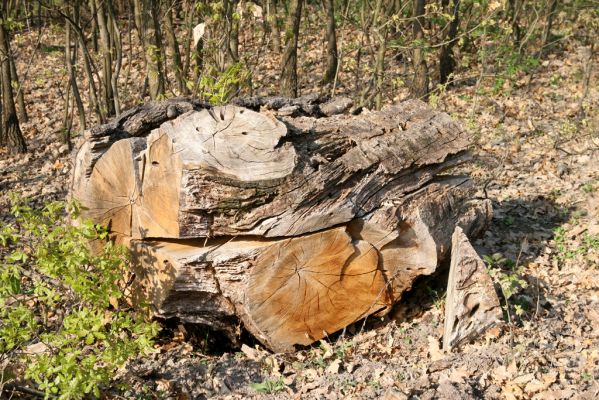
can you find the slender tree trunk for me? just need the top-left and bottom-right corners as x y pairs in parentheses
(372, 0), (388, 109)
(182, 0), (194, 79)
(230, 8), (240, 63)
(542, 0), (558, 49)
(507, 0), (522, 47)
(65, 2), (86, 132)
(94, 0), (114, 115)
(267, 0), (282, 52)
(220, 0), (239, 70)
(71, 16), (104, 122)
(322, 0), (338, 84)
(280, 0), (303, 97)
(410, 0), (429, 99)
(164, 2), (185, 94)
(107, 0), (122, 115)
(8, 48), (26, 122)
(134, 0), (165, 99)
(88, 0), (99, 52)
(439, 0), (460, 84)
(0, 12), (26, 153)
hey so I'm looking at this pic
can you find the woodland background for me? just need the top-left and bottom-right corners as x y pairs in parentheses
(0, 0), (598, 399)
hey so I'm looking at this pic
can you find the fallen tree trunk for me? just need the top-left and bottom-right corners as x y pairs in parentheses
(71, 96), (492, 352)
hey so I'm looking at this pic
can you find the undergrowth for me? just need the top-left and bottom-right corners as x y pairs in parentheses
(0, 195), (158, 399)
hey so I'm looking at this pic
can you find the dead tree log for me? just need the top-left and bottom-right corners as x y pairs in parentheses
(71, 97), (491, 352)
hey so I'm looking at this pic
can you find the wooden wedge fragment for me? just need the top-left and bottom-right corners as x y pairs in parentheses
(443, 227), (502, 351)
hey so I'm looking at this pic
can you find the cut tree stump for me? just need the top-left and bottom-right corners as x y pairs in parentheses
(443, 227), (502, 351)
(71, 97), (492, 352)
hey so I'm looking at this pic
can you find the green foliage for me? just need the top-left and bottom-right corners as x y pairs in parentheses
(305, 339), (353, 370)
(484, 253), (529, 319)
(0, 196), (158, 399)
(249, 377), (286, 394)
(554, 226), (599, 263)
(197, 62), (250, 105)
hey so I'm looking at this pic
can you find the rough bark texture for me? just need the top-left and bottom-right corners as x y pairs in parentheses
(411, 0), (429, 100)
(280, 0), (303, 97)
(0, 16), (27, 153)
(71, 97), (491, 352)
(443, 226), (502, 351)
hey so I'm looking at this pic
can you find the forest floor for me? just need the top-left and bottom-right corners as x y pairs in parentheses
(1, 23), (598, 400)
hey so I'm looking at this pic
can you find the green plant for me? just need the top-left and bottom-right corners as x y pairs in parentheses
(554, 226), (599, 264)
(483, 253), (528, 322)
(197, 62), (250, 105)
(582, 180), (596, 193)
(306, 339), (353, 370)
(426, 286), (446, 309)
(0, 196), (158, 399)
(249, 377), (286, 394)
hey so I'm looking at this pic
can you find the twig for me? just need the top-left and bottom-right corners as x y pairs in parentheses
(2, 383), (50, 399)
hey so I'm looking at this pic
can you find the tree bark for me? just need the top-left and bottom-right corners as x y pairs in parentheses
(439, 0), (460, 84)
(411, 0), (429, 99)
(266, 0), (282, 53)
(542, 0), (558, 50)
(280, 0), (303, 97)
(0, 7), (26, 153)
(65, 1), (86, 131)
(163, 3), (185, 94)
(8, 46), (26, 122)
(94, 0), (115, 115)
(322, 0), (338, 84)
(133, 0), (165, 99)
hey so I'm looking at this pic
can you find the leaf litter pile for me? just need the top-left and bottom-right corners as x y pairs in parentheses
(1, 24), (598, 400)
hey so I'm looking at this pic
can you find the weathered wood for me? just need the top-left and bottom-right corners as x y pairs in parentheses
(247, 228), (389, 351)
(71, 137), (146, 237)
(70, 97), (493, 351)
(72, 97), (208, 181)
(443, 226), (502, 351)
(124, 100), (471, 239)
(130, 226), (390, 352)
(132, 106), (296, 239)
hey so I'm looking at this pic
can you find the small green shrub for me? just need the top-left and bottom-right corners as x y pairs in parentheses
(0, 196), (158, 399)
(484, 253), (528, 321)
(249, 377), (286, 394)
(554, 226), (599, 263)
(197, 62), (251, 105)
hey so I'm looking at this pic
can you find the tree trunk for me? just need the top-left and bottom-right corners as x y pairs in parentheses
(322, 0), (338, 84)
(163, 3), (185, 94)
(280, 0), (303, 97)
(94, 0), (115, 115)
(8, 48), (26, 122)
(439, 0), (460, 84)
(71, 97), (491, 351)
(107, 0), (122, 115)
(134, 0), (165, 99)
(266, 0), (281, 53)
(542, 0), (558, 50)
(65, 1), (86, 131)
(0, 10), (26, 153)
(411, 0), (429, 99)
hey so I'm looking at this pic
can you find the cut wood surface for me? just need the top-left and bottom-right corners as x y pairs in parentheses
(443, 227), (502, 351)
(71, 97), (492, 351)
